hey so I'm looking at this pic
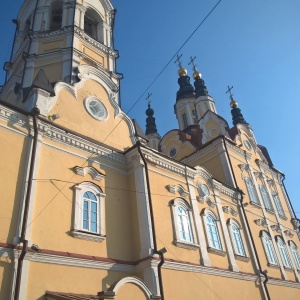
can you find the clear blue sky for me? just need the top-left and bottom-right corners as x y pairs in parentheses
(1, 0), (299, 217)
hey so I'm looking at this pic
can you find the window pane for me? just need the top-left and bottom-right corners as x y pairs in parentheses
(291, 245), (300, 269)
(206, 216), (222, 250)
(232, 225), (246, 256)
(278, 240), (291, 268)
(177, 206), (192, 242)
(264, 236), (277, 264)
(83, 200), (89, 230)
(259, 186), (273, 211)
(273, 194), (285, 217)
(245, 178), (260, 205)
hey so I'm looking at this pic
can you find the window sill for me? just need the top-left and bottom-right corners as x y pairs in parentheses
(235, 254), (251, 262)
(265, 208), (275, 214)
(267, 263), (280, 269)
(279, 215), (288, 220)
(284, 266), (294, 272)
(70, 230), (105, 243)
(174, 240), (199, 250)
(250, 201), (261, 208)
(207, 247), (226, 256)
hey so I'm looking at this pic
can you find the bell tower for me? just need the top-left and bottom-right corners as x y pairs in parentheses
(1, 0), (119, 108)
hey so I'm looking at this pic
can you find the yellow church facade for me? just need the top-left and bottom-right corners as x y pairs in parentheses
(0, 1), (300, 299)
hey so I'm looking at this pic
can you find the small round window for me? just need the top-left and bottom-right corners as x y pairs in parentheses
(170, 147), (177, 157)
(84, 97), (108, 121)
(199, 183), (210, 197)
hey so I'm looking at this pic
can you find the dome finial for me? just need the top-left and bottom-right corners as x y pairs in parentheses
(188, 56), (202, 80)
(145, 92), (158, 134)
(226, 85), (238, 108)
(175, 54), (187, 76)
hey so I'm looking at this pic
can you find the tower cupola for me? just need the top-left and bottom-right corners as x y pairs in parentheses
(227, 86), (248, 126)
(145, 93), (161, 150)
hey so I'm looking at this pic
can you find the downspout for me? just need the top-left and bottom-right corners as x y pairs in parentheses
(14, 107), (40, 300)
(281, 174), (298, 220)
(137, 143), (165, 300)
(222, 136), (271, 300)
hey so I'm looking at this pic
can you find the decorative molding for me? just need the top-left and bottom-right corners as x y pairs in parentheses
(206, 198), (216, 209)
(222, 206), (238, 217)
(166, 185), (189, 198)
(253, 171), (263, 180)
(291, 218), (300, 230)
(74, 166), (105, 181)
(270, 224), (281, 233)
(238, 163), (250, 172)
(284, 230), (294, 238)
(70, 230), (105, 243)
(254, 219), (267, 228)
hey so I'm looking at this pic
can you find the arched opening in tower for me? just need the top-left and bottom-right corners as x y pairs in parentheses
(50, 0), (63, 31)
(84, 9), (104, 43)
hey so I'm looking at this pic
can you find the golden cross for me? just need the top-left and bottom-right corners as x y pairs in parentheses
(226, 86), (234, 101)
(188, 56), (197, 70)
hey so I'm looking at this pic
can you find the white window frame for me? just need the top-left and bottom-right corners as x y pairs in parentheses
(202, 209), (225, 255)
(227, 219), (247, 258)
(260, 231), (277, 266)
(245, 177), (260, 205)
(71, 182), (106, 242)
(259, 185), (273, 211)
(289, 241), (300, 270)
(272, 192), (285, 218)
(170, 198), (198, 250)
(276, 236), (292, 268)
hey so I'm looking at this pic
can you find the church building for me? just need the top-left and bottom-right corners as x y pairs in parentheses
(0, 1), (300, 299)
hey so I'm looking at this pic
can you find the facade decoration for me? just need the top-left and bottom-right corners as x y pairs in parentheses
(0, 1), (299, 300)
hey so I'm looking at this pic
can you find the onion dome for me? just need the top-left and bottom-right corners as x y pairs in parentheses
(145, 104), (158, 135)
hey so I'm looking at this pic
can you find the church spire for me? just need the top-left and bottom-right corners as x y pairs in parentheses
(189, 56), (209, 98)
(175, 54), (195, 101)
(226, 86), (248, 126)
(145, 93), (161, 150)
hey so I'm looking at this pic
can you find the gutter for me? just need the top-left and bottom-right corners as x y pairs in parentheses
(14, 107), (40, 300)
(137, 143), (165, 300)
(222, 136), (271, 300)
(281, 175), (298, 221)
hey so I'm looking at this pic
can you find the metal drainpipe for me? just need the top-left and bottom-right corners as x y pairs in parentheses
(221, 136), (271, 300)
(281, 174), (298, 221)
(69, 0), (77, 84)
(14, 107), (40, 300)
(137, 143), (165, 300)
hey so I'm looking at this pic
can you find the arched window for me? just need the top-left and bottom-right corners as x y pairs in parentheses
(261, 231), (277, 265)
(170, 199), (197, 249)
(50, 0), (63, 31)
(84, 9), (104, 42)
(272, 193), (285, 218)
(177, 206), (192, 242)
(205, 213), (222, 250)
(245, 178), (260, 205)
(277, 237), (291, 268)
(259, 185), (273, 211)
(289, 241), (300, 270)
(228, 220), (246, 256)
(71, 182), (106, 242)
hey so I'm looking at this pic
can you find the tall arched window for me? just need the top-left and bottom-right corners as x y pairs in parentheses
(245, 178), (260, 205)
(272, 193), (285, 218)
(259, 185), (273, 211)
(71, 182), (106, 242)
(205, 214), (222, 250)
(290, 241), (300, 270)
(170, 199), (197, 249)
(277, 237), (291, 268)
(228, 220), (246, 256)
(261, 231), (277, 265)
(50, 0), (63, 31)
(177, 206), (192, 242)
(84, 9), (104, 42)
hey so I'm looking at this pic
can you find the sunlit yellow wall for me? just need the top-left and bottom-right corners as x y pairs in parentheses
(162, 268), (263, 300)
(26, 262), (133, 299)
(0, 125), (29, 244)
(49, 80), (133, 151)
(0, 257), (12, 300)
(268, 283), (300, 300)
